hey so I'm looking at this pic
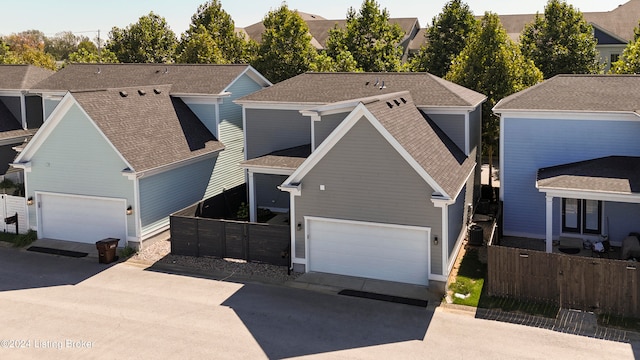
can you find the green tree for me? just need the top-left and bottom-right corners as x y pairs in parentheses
(67, 47), (118, 64)
(176, 0), (248, 63)
(610, 21), (640, 73)
(45, 32), (89, 61)
(520, 0), (600, 78)
(326, 0), (404, 72)
(410, 0), (478, 76)
(446, 12), (543, 184)
(252, 4), (317, 83)
(309, 51), (359, 72)
(1, 31), (57, 70)
(107, 12), (177, 63)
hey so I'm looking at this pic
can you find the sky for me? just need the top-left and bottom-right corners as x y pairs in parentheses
(0, 0), (624, 39)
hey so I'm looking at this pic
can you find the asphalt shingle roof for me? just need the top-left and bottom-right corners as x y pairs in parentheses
(71, 85), (224, 172)
(0, 65), (54, 90)
(494, 75), (640, 113)
(240, 144), (311, 171)
(537, 156), (640, 194)
(33, 64), (255, 94)
(364, 92), (475, 198)
(238, 72), (485, 108)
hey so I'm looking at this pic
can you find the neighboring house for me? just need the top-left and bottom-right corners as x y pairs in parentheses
(494, 74), (640, 253)
(495, 0), (640, 71)
(236, 72), (486, 288)
(0, 65), (53, 175)
(14, 64), (270, 248)
(238, 12), (422, 62)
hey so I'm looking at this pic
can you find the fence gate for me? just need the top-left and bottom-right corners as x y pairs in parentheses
(0, 195), (27, 234)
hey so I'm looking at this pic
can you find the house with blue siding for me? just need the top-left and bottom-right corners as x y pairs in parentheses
(494, 75), (640, 253)
(236, 72), (486, 289)
(0, 65), (53, 175)
(15, 64), (270, 248)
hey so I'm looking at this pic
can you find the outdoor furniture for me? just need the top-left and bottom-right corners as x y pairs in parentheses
(591, 240), (610, 258)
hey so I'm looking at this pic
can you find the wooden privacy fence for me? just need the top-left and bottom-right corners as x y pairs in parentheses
(170, 205), (290, 266)
(487, 245), (640, 316)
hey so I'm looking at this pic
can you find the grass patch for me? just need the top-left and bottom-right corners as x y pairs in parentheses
(119, 246), (137, 259)
(0, 230), (37, 248)
(450, 248), (486, 306)
(598, 313), (640, 332)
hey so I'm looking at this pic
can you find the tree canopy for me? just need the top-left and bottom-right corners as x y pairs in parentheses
(252, 4), (318, 83)
(0, 30), (57, 70)
(107, 12), (177, 63)
(326, 0), (404, 72)
(610, 21), (640, 74)
(410, 0), (478, 76)
(447, 12), (542, 164)
(520, 0), (600, 78)
(176, 0), (249, 64)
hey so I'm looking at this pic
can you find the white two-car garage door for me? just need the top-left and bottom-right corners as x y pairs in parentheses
(307, 217), (430, 286)
(38, 193), (127, 246)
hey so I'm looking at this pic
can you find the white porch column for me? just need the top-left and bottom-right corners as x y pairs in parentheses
(545, 195), (554, 253)
(248, 171), (256, 222)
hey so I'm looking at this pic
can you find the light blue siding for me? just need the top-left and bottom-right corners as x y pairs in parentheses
(245, 109), (311, 159)
(429, 113), (466, 153)
(139, 157), (216, 235)
(204, 75), (264, 199)
(314, 112), (347, 148)
(185, 103), (217, 137)
(25, 104), (135, 236)
(502, 117), (640, 238)
(254, 173), (289, 209)
(44, 98), (61, 120)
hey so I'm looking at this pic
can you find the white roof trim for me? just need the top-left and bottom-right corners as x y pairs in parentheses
(282, 102), (450, 198)
(538, 187), (640, 204)
(14, 92), (134, 171)
(224, 65), (272, 93)
(233, 101), (325, 110)
(243, 165), (296, 176)
(495, 110), (640, 121)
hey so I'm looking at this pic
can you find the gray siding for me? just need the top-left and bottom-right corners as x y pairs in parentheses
(470, 107), (482, 203)
(24, 104), (135, 236)
(139, 157), (216, 236)
(0, 96), (21, 124)
(254, 173), (289, 209)
(449, 184), (467, 259)
(502, 117), (640, 238)
(293, 117), (444, 275)
(245, 109), (310, 159)
(429, 113), (465, 153)
(204, 75), (264, 199)
(313, 112), (347, 148)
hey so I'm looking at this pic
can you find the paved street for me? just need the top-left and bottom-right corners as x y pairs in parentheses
(0, 245), (638, 359)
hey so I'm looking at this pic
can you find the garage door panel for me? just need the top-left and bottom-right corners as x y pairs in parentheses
(39, 194), (127, 246)
(308, 218), (429, 286)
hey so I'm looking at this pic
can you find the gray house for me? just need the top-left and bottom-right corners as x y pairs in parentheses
(0, 65), (53, 175)
(14, 64), (270, 248)
(236, 72), (486, 288)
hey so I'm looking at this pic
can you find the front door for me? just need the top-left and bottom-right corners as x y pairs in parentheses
(562, 198), (601, 235)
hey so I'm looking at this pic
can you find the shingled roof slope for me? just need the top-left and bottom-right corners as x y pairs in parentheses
(33, 64), (254, 94)
(71, 85), (224, 172)
(238, 72), (485, 108)
(0, 65), (54, 90)
(364, 92), (475, 198)
(494, 75), (640, 113)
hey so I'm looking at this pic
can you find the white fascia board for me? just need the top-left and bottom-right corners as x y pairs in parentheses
(431, 197), (455, 207)
(419, 106), (476, 115)
(283, 102), (451, 198)
(11, 161), (31, 172)
(244, 166), (295, 176)
(0, 90), (21, 96)
(493, 109), (640, 121)
(224, 66), (272, 92)
(132, 151), (221, 179)
(538, 187), (640, 204)
(180, 95), (226, 105)
(300, 102), (358, 117)
(233, 101), (324, 111)
(34, 91), (66, 99)
(278, 183), (301, 196)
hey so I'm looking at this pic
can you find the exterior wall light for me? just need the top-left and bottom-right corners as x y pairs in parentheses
(126, 206), (133, 215)
(26, 197), (33, 206)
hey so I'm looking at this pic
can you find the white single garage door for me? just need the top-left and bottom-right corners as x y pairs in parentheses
(38, 193), (127, 246)
(307, 217), (430, 286)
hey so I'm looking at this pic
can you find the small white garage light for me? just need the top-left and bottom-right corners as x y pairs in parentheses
(126, 206), (133, 215)
(26, 197), (33, 206)
(434, 236), (438, 245)
(319, 185), (325, 191)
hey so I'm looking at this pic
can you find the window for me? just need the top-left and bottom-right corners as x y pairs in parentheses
(610, 53), (620, 64)
(562, 198), (601, 234)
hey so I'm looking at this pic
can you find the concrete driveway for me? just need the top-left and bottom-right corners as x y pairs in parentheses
(0, 245), (638, 359)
